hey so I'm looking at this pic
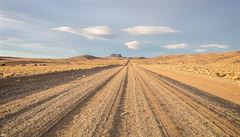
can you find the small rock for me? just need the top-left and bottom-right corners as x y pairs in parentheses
(121, 112), (129, 116)
(219, 73), (226, 77)
(1, 133), (7, 137)
(215, 72), (221, 77)
(232, 76), (240, 80)
(3, 73), (15, 78)
(13, 73), (22, 77)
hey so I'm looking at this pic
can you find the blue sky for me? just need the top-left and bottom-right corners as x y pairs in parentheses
(0, 0), (239, 58)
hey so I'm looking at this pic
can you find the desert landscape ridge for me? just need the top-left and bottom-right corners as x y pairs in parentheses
(0, 52), (240, 137)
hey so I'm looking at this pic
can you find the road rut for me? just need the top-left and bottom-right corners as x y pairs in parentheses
(0, 62), (240, 137)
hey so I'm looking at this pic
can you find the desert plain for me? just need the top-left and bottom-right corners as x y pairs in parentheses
(0, 51), (240, 137)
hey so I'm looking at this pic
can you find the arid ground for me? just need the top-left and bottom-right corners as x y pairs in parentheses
(0, 51), (240, 137)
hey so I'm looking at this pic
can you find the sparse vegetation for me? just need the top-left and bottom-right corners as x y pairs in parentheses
(0, 57), (128, 78)
(133, 51), (240, 81)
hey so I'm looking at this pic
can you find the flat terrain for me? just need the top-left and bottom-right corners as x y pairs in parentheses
(133, 51), (240, 104)
(133, 51), (240, 81)
(1, 60), (240, 137)
(0, 56), (127, 78)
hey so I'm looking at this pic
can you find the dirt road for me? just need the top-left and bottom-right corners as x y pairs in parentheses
(1, 62), (240, 137)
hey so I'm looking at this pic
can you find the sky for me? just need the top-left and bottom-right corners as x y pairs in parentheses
(0, 0), (239, 58)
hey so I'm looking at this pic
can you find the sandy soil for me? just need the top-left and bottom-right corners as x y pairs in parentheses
(1, 61), (239, 137)
(133, 51), (240, 81)
(0, 65), (116, 104)
(133, 51), (240, 104)
(0, 56), (127, 78)
(138, 65), (240, 105)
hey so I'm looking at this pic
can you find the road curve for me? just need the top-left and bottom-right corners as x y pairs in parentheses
(0, 62), (240, 137)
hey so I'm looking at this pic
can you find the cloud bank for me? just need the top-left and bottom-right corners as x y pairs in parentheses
(164, 43), (187, 49)
(194, 49), (206, 52)
(124, 26), (179, 35)
(125, 41), (141, 50)
(52, 26), (115, 40)
(0, 36), (81, 58)
(200, 44), (229, 49)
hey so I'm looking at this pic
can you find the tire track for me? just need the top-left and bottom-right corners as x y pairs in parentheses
(0, 65), (117, 104)
(40, 67), (125, 137)
(136, 66), (240, 136)
(1, 62), (240, 137)
(134, 66), (179, 137)
(42, 66), (127, 137)
(115, 63), (168, 137)
(112, 63), (140, 137)
(0, 67), (116, 121)
(0, 67), (123, 137)
(92, 66), (128, 137)
(141, 67), (240, 119)
(139, 67), (240, 136)
(135, 68), (225, 136)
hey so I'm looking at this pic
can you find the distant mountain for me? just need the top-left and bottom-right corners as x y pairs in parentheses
(109, 54), (122, 58)
(67, 55), (100, 60)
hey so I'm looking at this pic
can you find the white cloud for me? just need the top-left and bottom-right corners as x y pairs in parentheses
(52, 26), (115, 40)
(18, 43), (45, 48)
(70, 50), (79, 54)
(125, 41), (141, 50)
(124, 26), (179, 35)
(200, 44), (229, 49)
(0, 11), (25, 30)
(0, 37), (23, 44)
(0, 10), (50, 30)
(0, 37), (71, 57)
(52, 26), (75, 34)
(164, 43), (187, 49)
(194, 49), (206, 52)
(0, 10), (59, 42)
